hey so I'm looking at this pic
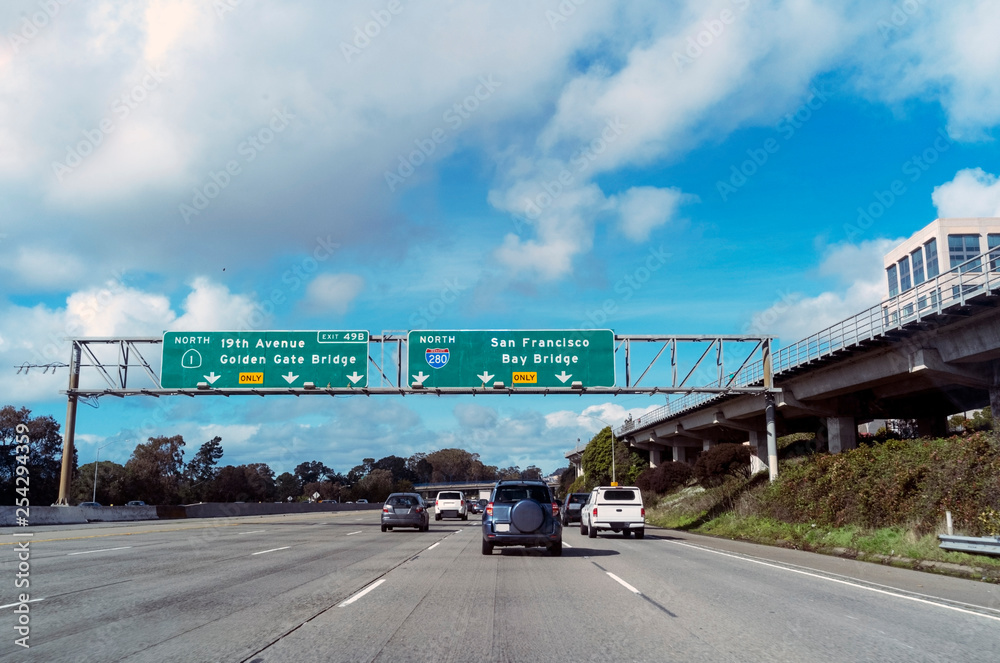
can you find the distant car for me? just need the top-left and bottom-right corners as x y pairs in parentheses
(435, 491), (467, 520)
(381, 493), (430, 532)
(126, 500), (146, 507)
(468, 499), (482, 514)
(560, 493), (590, 525)
(482, 480), (562, 556)
(79, 501), (101, 507)
(357, 498), (369, 504)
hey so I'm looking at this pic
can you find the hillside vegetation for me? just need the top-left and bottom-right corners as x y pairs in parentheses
(645, 432), (1000, 578)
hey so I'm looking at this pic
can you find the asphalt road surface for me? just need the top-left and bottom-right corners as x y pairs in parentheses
(2, 512), (999, 662)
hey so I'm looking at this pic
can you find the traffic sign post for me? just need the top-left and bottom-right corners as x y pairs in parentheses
(160, 331), (369, 389)
(406, 330), (615, 388)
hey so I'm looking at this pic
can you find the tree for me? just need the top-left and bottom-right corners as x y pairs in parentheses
(521, 465), (543, 480)
(407, 453), (433, 483)
(295, 460), (332, 485)
(1, 405), (67, 506)
(581, 427), (646, 487)
(354, 468), (393, 502)
(426, 448), (479, 482)
(275, 472), (302, 501)
(374, 455), (416, 483)
(242, 463), (276, 501)
(208, 465), (251, 502)
(187, 436), (223, 483)
(124, 435), (186, 505)
(73, 461), (127, 505)
(497, 466), (521, 480)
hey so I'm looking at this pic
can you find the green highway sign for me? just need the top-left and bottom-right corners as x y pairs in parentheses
(407, 330), (615, 388)
(160, 330), (369, 389)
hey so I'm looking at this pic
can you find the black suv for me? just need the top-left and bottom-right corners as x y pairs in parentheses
(481, 480), (563, 556)
(560, 492), (590, 525)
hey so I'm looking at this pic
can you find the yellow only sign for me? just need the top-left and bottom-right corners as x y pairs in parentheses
(239, 372), (264, 384)
(512, 372), (537, 384)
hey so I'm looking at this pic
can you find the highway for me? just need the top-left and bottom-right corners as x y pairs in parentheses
(2, 512), (999, 662)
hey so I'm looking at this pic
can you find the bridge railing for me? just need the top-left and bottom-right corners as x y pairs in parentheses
(618, 247), (1000, 434)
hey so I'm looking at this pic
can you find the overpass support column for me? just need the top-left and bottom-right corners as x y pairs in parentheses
(649, 447), (663, 468)
(750, 431), (768, 471)
(672, 445), (684, 463)
(827, 416), (857, 454)
(916, 417), (947, 439)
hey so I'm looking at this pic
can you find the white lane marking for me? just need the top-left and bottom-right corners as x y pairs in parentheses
(338, 579), (386, 607)
(455, 529), (462, 533)
(0, 598), (43, 610)
(563, 542), (573, 548)
(428, 542), (440, 550)
(241, 530), (266, 534)
(666, 540), (1000, 623)
(68, 546), (132, 556)
(606, 572), (641, 595)
(251, 546), (290, 555)
(346, 530), (362, 536)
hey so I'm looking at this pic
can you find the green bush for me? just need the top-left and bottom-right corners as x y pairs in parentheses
(761, 433), (1000, 534)
(694, 443), (751, 486)
(636, 462), (692, 494)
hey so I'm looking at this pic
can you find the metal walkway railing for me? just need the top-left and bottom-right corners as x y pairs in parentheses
(617, 247), (1000, 436)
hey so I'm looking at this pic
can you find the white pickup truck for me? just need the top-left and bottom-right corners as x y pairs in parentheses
(580, 486), (645, 539)
(434, 491), (468, 521)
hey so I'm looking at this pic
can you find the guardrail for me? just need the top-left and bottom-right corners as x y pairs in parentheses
(618, 247), (1000, 435)
(938, 534), (1000, 557)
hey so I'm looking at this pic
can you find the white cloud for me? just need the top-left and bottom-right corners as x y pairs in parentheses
(854, 2), (1000, 139)
(172, 277), (259, 331)
(301, 273), (365, 314)
(932, 168), (1000, 218)
(745, 239), (899, 343)
(613, 186), (690, 242)
(0, 246), (88, 291)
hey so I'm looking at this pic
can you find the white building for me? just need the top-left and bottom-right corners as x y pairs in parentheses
(883, 217), (1000, 299)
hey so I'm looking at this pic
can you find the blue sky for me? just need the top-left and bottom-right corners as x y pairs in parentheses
(3, 0), (1000, 476)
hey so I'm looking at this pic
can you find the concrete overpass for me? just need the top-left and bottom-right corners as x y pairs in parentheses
(617, 252), (1000, 470)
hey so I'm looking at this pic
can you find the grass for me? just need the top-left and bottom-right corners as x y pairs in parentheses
(644, 434), (1000, 582)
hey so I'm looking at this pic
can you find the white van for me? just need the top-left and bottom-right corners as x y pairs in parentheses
(434, 491), (468, 520)
(579, 486), (645, 539)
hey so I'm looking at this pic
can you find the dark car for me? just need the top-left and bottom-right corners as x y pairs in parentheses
(560, 492), (590, 525)
(381, 493), (430, 532)
(468, 499), (481, 514)
(481, 480), (562, 556)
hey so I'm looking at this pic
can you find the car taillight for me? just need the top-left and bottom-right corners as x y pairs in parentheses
(382, 507), (389, 513)
(552, 502), (559, 517)
(641, 507), (645, 517)
(435, 500), (439, 507)
(486, 502), (493, 516)
(592, 507), (598, 517)
(415, 507), (423, 513)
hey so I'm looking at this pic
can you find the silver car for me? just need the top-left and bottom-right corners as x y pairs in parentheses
(381, 493), (430, 532)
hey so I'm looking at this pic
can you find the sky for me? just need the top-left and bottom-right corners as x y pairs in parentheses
(3, 0), (1000, 477)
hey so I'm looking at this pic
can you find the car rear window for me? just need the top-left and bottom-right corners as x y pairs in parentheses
(388, 496), (417, 507)
(494, 486), (551, 503)
(567, 494), (589, 504)
(439, 492), (462, 500)
(603, 490), (637, 501)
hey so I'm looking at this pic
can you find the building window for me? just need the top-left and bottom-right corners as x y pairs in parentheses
(887, 263), (898, 297)
(911, 247), (925, 285)
(948, 234), (981, 272)
(989, 234), (1000, 271)
(898, 256), (911, 292)
(924, 239), (939, 278)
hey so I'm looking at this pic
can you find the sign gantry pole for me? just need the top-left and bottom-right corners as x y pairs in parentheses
(55, 341), (81, 506)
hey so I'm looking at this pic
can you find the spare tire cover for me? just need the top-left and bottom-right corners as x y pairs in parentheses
(510, 499), (545, 532)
